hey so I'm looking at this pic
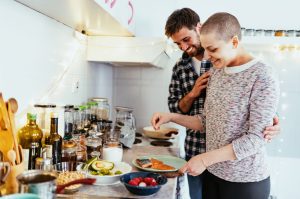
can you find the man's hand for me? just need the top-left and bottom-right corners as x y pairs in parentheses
(263, 116), (280, 142)
(188, 71), (210, 99)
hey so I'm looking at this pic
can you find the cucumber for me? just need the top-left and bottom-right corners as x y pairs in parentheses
(91, 160), (114, 171)
(82, 156), (98, 170)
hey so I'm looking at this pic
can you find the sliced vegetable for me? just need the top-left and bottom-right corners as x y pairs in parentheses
(82, 156), (98, 170)
(91, 160), (114, 171)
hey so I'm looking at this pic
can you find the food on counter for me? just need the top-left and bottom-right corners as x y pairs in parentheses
(135, 158), (175, 170)
(136, 158), (152, 168)
(81, 158), (123, 176)
(57, 171), (85, 190)
(128, 177), (158, 187)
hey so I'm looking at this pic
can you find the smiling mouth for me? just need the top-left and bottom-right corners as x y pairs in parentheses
(186, 47), (193, 53)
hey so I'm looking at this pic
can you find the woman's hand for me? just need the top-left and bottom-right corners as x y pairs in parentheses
(179, 154), (207, 176)
(151, 112), (173, 130)
(263, 115), (280, 142)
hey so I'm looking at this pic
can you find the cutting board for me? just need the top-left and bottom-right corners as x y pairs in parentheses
(0, 93), (14, 162)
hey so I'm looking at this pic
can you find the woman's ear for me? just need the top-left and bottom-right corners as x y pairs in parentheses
(232, 35), (239, 49)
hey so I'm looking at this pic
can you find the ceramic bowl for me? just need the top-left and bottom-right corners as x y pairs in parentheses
(143, 126), (178, 140)
(120, 171), (167, 196)
(77, 161), (132, 185)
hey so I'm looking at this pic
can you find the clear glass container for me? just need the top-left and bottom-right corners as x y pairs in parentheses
(113, 106), (136, 148)
(90, 97), (110, 120)
(102, 141), (123, 162)
(63, 105), (74, 140)
(62, 140), (77, 163)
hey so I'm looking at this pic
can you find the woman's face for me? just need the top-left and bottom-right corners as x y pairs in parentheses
(200, 32), (237, 69)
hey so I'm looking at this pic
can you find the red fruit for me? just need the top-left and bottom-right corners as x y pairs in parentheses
(128, 179), (139, 186)
(150, 181), (158, 186)
(138, 182), (147, 187)
(143, 177), (156, 185)
(132, 177), (142, 184)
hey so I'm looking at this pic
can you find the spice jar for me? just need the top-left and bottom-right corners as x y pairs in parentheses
(62, 140), (77, 163)
(89, 97), (110, 120)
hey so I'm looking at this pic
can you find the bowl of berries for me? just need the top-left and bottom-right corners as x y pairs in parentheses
(120, 171), (167, 196)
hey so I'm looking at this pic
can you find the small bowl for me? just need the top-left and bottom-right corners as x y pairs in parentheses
(143, 126), (178, 140)
(120, 172), (167, 196)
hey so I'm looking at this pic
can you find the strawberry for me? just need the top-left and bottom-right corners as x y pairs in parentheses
(128, 179), (139, 186)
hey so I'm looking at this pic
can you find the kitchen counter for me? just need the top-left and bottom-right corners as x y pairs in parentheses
(57, 145), (180, 199)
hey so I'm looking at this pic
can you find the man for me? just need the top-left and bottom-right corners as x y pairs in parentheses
(165, 8), (280, 199)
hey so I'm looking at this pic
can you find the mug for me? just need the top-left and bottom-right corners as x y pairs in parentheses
(0, 162), (10, 183)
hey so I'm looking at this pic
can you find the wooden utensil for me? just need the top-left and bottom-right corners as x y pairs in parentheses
(7, 149), (16, 166)
(0, 93), (14, 162)
(6, 98), (20, 164)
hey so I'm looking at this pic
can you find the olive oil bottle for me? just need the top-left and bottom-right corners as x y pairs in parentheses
(49, 112), (62, 164)
(18, 113), (43, 168)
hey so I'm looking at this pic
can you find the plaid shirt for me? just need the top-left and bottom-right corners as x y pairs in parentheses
(168, 52), (211, 158)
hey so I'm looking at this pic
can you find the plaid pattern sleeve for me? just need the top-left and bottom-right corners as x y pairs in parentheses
(168, 54), (212, 157)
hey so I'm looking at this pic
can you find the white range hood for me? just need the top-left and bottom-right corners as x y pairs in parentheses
(15, 0), (177, 68)
(87, 36), (176, 68)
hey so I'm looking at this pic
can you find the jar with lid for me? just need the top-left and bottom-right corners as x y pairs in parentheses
(64, 105), (74, 140)
(113, 106), (136, 148)
(34, 104), (56, 133)
(87, 101), (98, 124)
(89, 98), (110, 120)
(62, 140), (77, 162)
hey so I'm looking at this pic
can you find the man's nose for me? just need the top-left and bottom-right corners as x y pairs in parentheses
(180, 43), (188, 51)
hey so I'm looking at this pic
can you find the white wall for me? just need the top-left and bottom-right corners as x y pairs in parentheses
(0, 1), (113, 128)
(133, 0), (300, 37)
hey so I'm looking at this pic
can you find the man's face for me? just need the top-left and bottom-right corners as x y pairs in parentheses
(171, 26), (202, 57)
(200, 32), (236, 69)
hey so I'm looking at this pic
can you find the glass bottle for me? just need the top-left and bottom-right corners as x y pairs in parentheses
(49, 112), (63, 164)
(18, 113), (43, 168)
(64, 105), (74, 140)
(28, 142), (41, 170)
(89, 97), (110, 120)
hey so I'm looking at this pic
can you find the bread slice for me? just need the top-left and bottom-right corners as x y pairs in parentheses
(136, 158), (152, 168)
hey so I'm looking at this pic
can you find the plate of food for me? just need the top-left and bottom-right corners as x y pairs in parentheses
(56, 171), (86, 193)
(77, 157), (132, 185)
(132, 155), (187, 172)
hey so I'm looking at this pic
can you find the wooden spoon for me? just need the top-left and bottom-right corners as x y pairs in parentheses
(6, 98), (20, 164)
(7, 149), (16, 166)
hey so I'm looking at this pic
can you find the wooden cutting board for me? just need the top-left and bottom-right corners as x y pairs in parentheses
(0, 93), (14, 162)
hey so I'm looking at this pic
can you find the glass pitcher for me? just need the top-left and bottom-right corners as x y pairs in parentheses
(113, 106), (136, 148)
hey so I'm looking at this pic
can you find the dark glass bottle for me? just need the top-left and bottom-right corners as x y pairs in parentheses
(49, 113), (62, 164)
(28, 142), (41, 170)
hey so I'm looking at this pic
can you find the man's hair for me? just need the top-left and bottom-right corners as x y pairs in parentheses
(200, 12), (241, 41)
(165, 8), (200, 37)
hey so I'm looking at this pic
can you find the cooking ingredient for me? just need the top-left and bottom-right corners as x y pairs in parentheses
(57, 171), (85, 190)
(48, 112), (63, 164)
(18, 113), (43, 168)
(81, 156), (97, 170)
(138, 182), (147, 187)
(91, 160), (114, 171)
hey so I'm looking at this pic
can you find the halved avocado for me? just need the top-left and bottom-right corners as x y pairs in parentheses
(82, 156), (98, 170)
(90, 160), (114, 171)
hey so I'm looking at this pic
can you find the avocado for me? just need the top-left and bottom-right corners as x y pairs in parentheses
(91, 160), (114, 171)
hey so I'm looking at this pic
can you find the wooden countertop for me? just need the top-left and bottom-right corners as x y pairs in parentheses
(58, 145), (180, 199)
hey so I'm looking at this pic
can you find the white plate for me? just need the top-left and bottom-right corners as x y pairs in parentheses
(77, 161), (132, 185)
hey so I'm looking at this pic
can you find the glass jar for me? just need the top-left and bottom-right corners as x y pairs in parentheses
(113, 106), (136, 148)
(64, 105), (74, 140)
(86, 136), (102, 159)
(62, 140), (77, 162)
(90, 98), (110, 120)
(34, 104), (56, 133)
(102, 141), (123, 162)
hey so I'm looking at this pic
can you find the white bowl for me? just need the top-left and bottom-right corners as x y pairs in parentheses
(77, 161), (132, 185)
(143, 126), (178, 140)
